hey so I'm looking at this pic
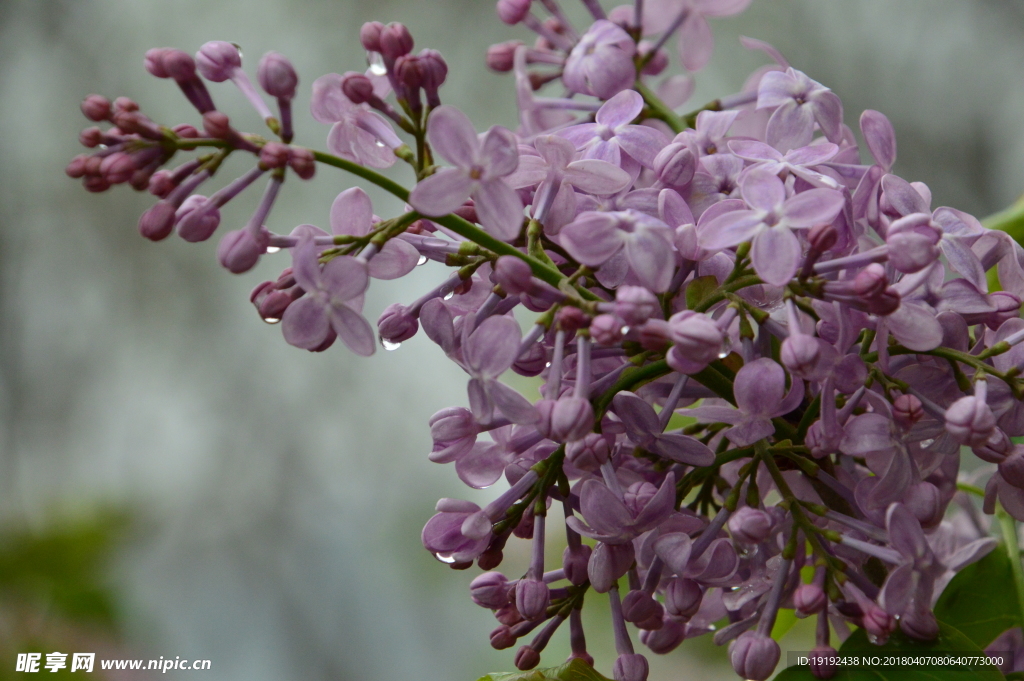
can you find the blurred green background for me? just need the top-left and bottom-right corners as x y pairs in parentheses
(1, 0), (1024, 678)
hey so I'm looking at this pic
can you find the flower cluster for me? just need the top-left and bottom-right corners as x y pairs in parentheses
(68, 1), (1024, 680)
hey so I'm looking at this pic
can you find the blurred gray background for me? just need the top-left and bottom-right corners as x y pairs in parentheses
(1, 0), (1023, 679)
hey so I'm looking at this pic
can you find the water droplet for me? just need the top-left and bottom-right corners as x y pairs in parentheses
(545, 362), (552, 368)
(435, 552), (457, 564)
(444, 291), (455, 300)
(382, 339), (401, 351)
(417, 255), (428, 266)
(919, 438), (935, 449)
(98, 144), (108, 150)
(367, 52), (387, 75)
(375, 140), (386, 148)
(718, 350), (729, 359)
(264, 317), (280, 325)
(266, 246), (281, 254)
(232, 43), (244, 59)
(620, 326), (631, 335)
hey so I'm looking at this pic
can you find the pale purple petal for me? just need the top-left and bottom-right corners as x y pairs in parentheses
(560, 123), (602, 149)
(564, 159), (633, 195)
(580, 479), (634, 536)
(940, 239), (987, 291)
(781, 187), (845, 227)
(881, 174), (929, 216)
(839, 413), (893, 455)
(282, 296), (330, 350)
(468, 377), (492, 422)
(420, 299), (456, 355)
(678, 14), (713, 73)
(682, 405), (743, 425)
(699, 210), (764, 250)
(613, 392), (661, 436)
(330, 187), (373, 236)
(310, 73), (350, 123)
(368, 238), (419, 280)
(734, 358), (786, 418)
(488, 381), (540, 425)
(328, 121), (397, 169)
(426, 105), (479, 168)
(466, 315), (522, 377)
(725, 419), (776, 447)
(887, 302), (944, 351)
(757, 71), (803, 108)
(505, 154), (548, 189)
(633, 473), (677, 531)
(409, 168), (474, 217)
(474, 178), (525, 241)
(751, 227), (800, 286)
(878, 564), (914, 614)
(322, 255), (370, 301)
(455, 445), (506, 489)
(624, 227), (675, 292)
(534, 135), (577, 169)
(785, 142), (839, 166)
(766, 101), (815, 152)
(727, 139), (783, 163)
(327, 302), (376, 356)
(653, 434), (715, 466)
(596, 90), (644, 129)
(860, 110), (896, 169)
(561, 212), (627, 266)
(740, 167), (785, 212)
(617, 126), (670, 168)
(659, 188), (695, 228)
(810, 90), (843, 143)
(653, 533), (692, 576)
(289, 234), (323, 293)
(480, 126), (520, 178)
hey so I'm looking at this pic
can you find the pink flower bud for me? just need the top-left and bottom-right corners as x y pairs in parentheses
(729, 631), (780, 681)
(196, 41), (241, 82)
(666, 310), (723, 372)
(853, 263), (887, 298)
(639, 319), (670, 351)
(162, 49), (197, 81)
(217, 229), (267, 274)
(490, 625), (516, 649)
(259, 141), (291, 169)
(781, 334), (821, 378)
(202, 111), (232, 139)
(640, 618), (685, 654)
(622, 590), (663, 625)
(565, 433), (610, 472)
(893, 393), (924, 429)
(809, 645), (838, 680)
(638, 41), (668, 75)
(493, 255), (535, 295)
(288, 148), (316, 180)
(665, 578), (702, 619)
(556, 307), (589, 335)
(590, 314), (626, 345)
(258, 52), (298, 99)
(486, 41), (522, 72)
(341, 73), (375, 104)
(615, 286), (660, 326)
(613, 653), (649, 681)
(377, 303), (419, 344)
(987, 292), (1022, 330)
(144, 48), (172, 78)
(562, 544), (591, 586)
(175, 195), (221, 242)
(379, 23), (414, 60)
(495, 603), (522, 626)
(867, 287), (900, 316)
(945, 393), (996, 447)
(138, 201), (177, 241)
(496, 0), (532, 25)
(173, 123), (200, 138)
(470, 572), (510, 609)
(99, 152), (136, 184)
(807, 223), (838, 253)
(793, 583), (826, 617)
(148, 170), (174, 198)
(515, 578), (549, 620)
(80, 94), (112, 122)
(396, 54), (425, 90)
(729, 507), (775, 544)
(66, 155), (89, 179)
(536, 397), (595, 443)
(653, 143), (695, 187)
(887, 230), (940, 273)
(861, 605), (896, 644)
(360, 22), (385, 52)
(514, 646), (541, 670)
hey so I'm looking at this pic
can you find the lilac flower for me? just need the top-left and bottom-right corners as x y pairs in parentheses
(699, 167), (844, 286)
(311, 72), (402, 168)
(409, 106), (524, 240)
(683, 358), (803, 446)
(567, 474), (677, 544)
(463, 315), (538, 425)
(679, 110), (740, 158)
(563, 20), (636, 99)
(727, 139), (840, 188)
(421, 498), (492, 563)
(560, 210), (676, 292)
(560, 90), (669, 170)
(877, 504), (946, 639)
(329, 188), (418, 279)
(612, 392), (714, 465)
(757, 67), (843, 151)
(642, 0), (754, 72)
(281, 233), (375, 356)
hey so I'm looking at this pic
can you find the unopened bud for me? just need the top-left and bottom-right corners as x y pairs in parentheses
(196, 41), (241, 82)
(514, 646), (541, 670)
(613, 653), (649, 681)
(653, 143), (696, 187)
(622, 590), (663, 625)
(378, 303), (419, 344)
(590, 314), (626, 345)
(490, 625), (516, 649)
(470, 572), (510, 609)
(945, 392), (996, 447)
(781, 334), (821, 378)
(728, 507), (774, 544)
(562, 543), (592, 586)
(729, 631), (780, 681)
(487, 41), (522, 72)
(1000, 449), (1024, 489)
(496, 0), (532, 25)
(360, 21), (385, 52)
(665, 578), (702, 619)
(809, 645), (838, 679)
(379, 23), (414, 60)
(515, 579), (549, 621)
(217, 229), (267, 274)
(493, 255), (535, 295)
(807, 223), (838, 253)
(138, 201), (177, 241)
(258, 52), (298, 99)
(615, 286), (660, 326)
(893, 394), (924, 429)
(565, 433), (610, 472)
(288, 147), (316, 180)
(175, 195), (221, 243)
(793, 583), (826, 617)
(80, 94), (112, 121)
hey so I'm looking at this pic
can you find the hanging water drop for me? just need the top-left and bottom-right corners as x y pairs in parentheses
(367, 52), (387, 75)
(382, 339), (401, 351)
(417, 255), (428, 266)
(620, 326), (631, 335)
(264, 317), (281, 325)
(718, 350), (730, 359)
(435, 552), (457, 564)
(444, 290), (455, 300)
(266, 246), (281, 254)
(919, 438), (935, 449)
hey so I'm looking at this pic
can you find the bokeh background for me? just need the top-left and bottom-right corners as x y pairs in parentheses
(1, 0), (1023, 679)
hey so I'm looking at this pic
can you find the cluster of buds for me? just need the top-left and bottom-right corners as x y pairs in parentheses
(69, 1), (1024, 680)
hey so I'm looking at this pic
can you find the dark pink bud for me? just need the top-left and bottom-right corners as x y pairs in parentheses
(217, 229), (267, 274)
(728, 507), (774, 544)
(945, 392), (996, 447)
(378, 303), (419, 344)
(807, 223), (838, 253)
(622, 590), (663, 625)
(565, 433), (610, 472)
(562, 544), (592, 586)
(853, 263), (887, 298)
(590, 314), (625, 345)
(653, 143), (696, 187)
(729, 631), (780, 681)
(490, 625), (516, 650)
(987, 291), (1022, 330)
(640, 618), (685, 654)
(478, 549), (504, 570)
(556, 306), (588, 334)
(257, 52), (298, 99)
(83, 176), (111, 193)
(512, 341), (547, 377)
(514, 646), (541, 670)
(861, 605), (896, 644)
(665, 578), (702, 619)
(379, 23), (414, 60)
(288, 148), (316, 180)
(612, 653), (649, 681)
(493, 255), (535, 295)
(396, 55), (425, 90)
(615, 286), (660, 326)
(892, 393), (924, 429)
(162, 49), (197, 81)
(99, 152), (135, 184)
(360, 21), (385, 52)
(175, 195), (221, 242)
(453, 202), (478, 224)
(341, 73), (375, 104)
(259, 141), (291, 169)
(202, 111), (232, 139)
(196, 41), (241, 82)
(809, 645), (838, 680)
(496, 0), (532, 25)
(148, 170), (174, 198)
(781, 334), (821, 378)
(173, 124), (200, 138)
(867, 287), (900, 316)
(793, 583), (826, 617)
(515, 579), (549, 620)
(113, 96), (139, 114)
(138, 201), (177, 241)
(144, 48), (172, 78)
(65, 155), (89, 178)
(487, 41), (522, 72)
(80, 94), (112, 121)
(78, 127), (104, 148)
(419, 49), (448, 90)
(495, 602), (522, 626)
(905, 481), (943, 530)
(1000, 450), (1024, 489)
(638, 41), (668, 75)
(257, 290), (296, 323)
(470, 572), (510, 609)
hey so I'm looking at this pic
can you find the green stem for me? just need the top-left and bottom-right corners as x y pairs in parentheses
(693, 275), (763, 313)
(997, 504), (1024, 629)
(634, 80), (686, 134)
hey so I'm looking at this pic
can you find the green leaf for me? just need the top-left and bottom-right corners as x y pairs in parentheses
(476, 659), (612, 681)
(1005, 673), (1024, 681)
(935, 543), (1024, 648)
(774, 621), (1004, 681)
(685, 275), (718, 310)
